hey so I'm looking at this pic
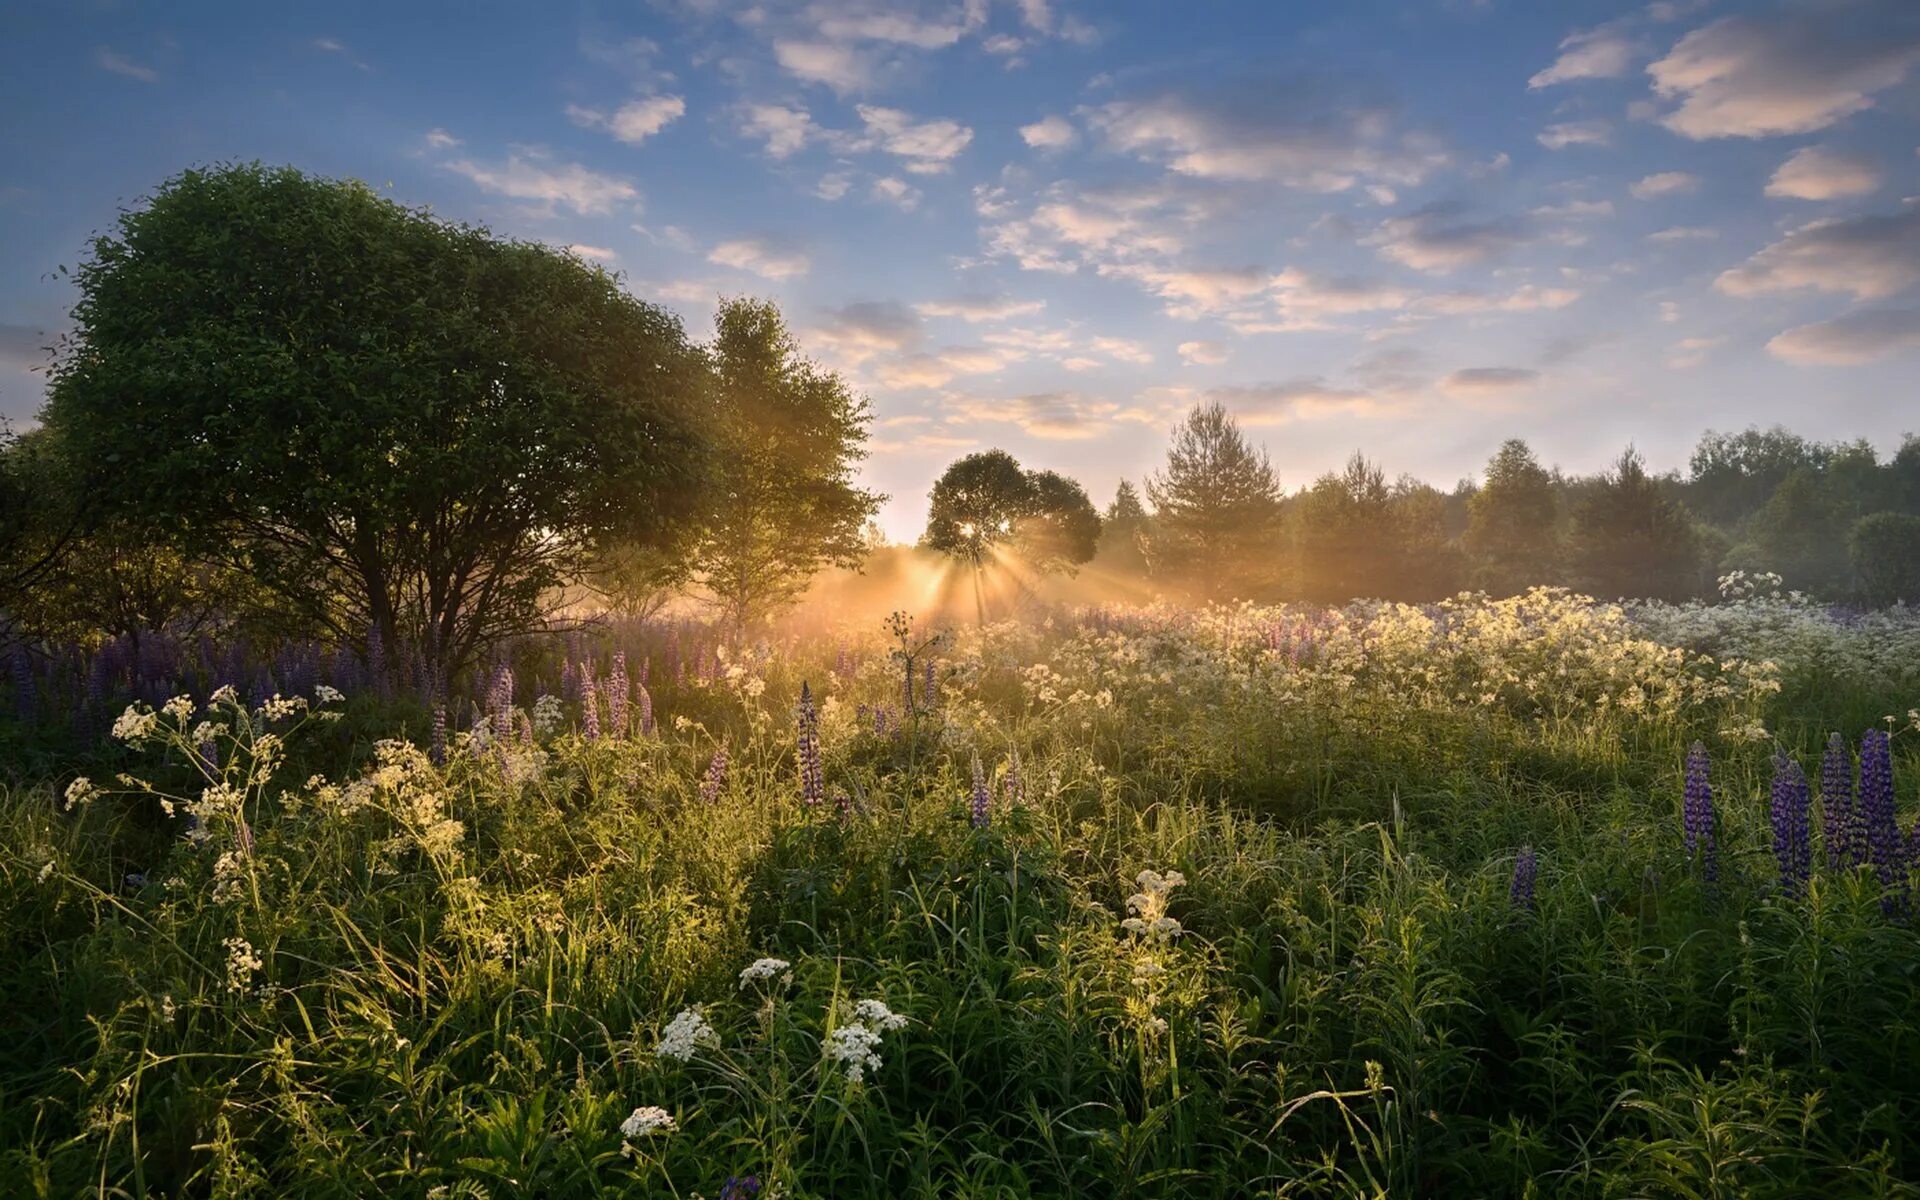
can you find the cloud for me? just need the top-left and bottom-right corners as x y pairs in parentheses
(1648, 13), (1920, 139)
(1366, 204), (1528, 272)
(1020, 114), (1077, 150)
(815, 173), (852, 200)
(1630, 171), (1700, 199)
(870, 176), (922, 210)
(1537, 120), (1612, 149)
(565, 244), (618, 261)
(810, 300), (922, 365)
(567, 94), (687, 145)
(1529, 23), (1637, 88)
(737, 104), (814, 157)
(949, 391), (1126, 439)
(442, 154), (639, 216)
(914, 296), (1046, 322)
(1081, 83), (1447, 191)
(1091, 335), (1153, 364)
(1179, 340), (1227, 365)
(809, 1), (982, 49)
(774, 40), (872, 92)
(1532, 199), (1615, 220)
(708, 237), (811, 279)
(1715, 206), (1920, 301)
(1439, 367), (1540, 398)
(1648, 224), (1718, 241)
(1416, 285), (1581, 315)
(423, 127), (463, 150)
(856, 105), (973, 172)
(1764, 146), (1882, 200)
(95, 47), (157, 82)
(1204, 380), (1384, 425)
(1767, 308), (1920, 365)
(312, 36), (370, 70)
(879, 345), (1018, 389)
(1665, 336), (1724, 368)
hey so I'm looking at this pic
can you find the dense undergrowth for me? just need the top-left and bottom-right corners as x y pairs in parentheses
(3, 589), (1919, 1198)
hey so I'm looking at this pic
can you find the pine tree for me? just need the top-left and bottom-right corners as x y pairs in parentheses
(1144, 402), (1284, 601)
(1568, 446), (1702, 600)
(1463, 439), (1560, 595)
(1097, 479), (1151, 576)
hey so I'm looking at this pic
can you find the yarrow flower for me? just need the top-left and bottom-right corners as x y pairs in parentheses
(222, 936), (263, 993)
(1682, 741), (1717, 882)
(655, 1006), (719, 1062)
(314, 684), (344, 705)
(63, 777), (101, 812)
(1123, 869), (1186, 943)
(738, 957), (793, 989)
(619, 1106), (676, 1138)
(1770, 753), (1812, 897)
(825, 997), (909, 1082)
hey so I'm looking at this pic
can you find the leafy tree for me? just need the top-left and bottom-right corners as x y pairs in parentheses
(1567, 446), (1702, 600)
(1463, 439), (1560, 595)
(41, 163), (715, 682)
(1096, 479), (1152, 575)
(1293, 455), (1461, 602)
(693, 297), (882, 632)
(0, 425), (83, 649)
(1144, 402), (1284, 601)
(1849, 512), (1920, 605)
(1722, 467), (1851, 594)
(1686, 426), (1830, 529)
(922, 450), (1099, 574)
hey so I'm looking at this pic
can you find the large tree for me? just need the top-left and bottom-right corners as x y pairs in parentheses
(1144, 402), (1284, 602)
(693, 297), (881, 632)
(922, 450), (1100, 575)
(1567, 446), (1702, 601)
(1096, 479), (1152, 576)
(41, 163), (715, 681)
(1463, 439), (1561, 595)
(0, 425), (83, 650)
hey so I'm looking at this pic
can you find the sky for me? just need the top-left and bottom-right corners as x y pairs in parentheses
(2, 1), (1918, 541)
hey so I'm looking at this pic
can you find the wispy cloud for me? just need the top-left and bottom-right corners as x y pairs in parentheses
(442, 153), (640, 216)
(95, 46), (157, 82)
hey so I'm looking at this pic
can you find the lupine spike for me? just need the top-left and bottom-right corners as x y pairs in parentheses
(1821, 732), (1857, 871)
(1683, 741), (1717, 883)
(636, 681), (654, 736)
(1770, 753), (1812, 896)
(1509, 846), (1538, 912)
(608, 652), (630, 737)
(430, 706), (448, 767)
(700, 748), (729, 804)
(1002, 748), (1026, 809)
(969, 751), (991, 828)
(1860, 729), (1904, 895)
(796, 681), (824, 807)
(490, 664), (515, 743)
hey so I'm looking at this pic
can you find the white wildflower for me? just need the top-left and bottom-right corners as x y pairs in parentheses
(619, 1106), (676, 1137)
(825, 996), (909, 1082)
(738, 957), (794, 989)
(531, 694), (564, 737)
(64, 777), (101, 811)
(222, 936), (263, 992)
(161, 695), (196, 722)
(111, 705), (159, 744)
(208, 684), (239, 706)
(314, 684), (344, 704)
(655, 1006), (719, 1062)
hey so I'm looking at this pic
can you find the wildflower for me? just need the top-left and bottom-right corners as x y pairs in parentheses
(429, 706), (448, 768)
(1770, 754), (1812, 896)
(211, 851), (248, 904)
(223, 936), (263, 993)
(209, 684), (239, 707)
(968, 752), (990, 828)
(700, 748), (729, 804)
(1123, 869), (1186, 943)
(1682, 741), (1717, 882)
(608, 652), (630, 736)
(580, 660), (600, 741)
(1821, 731), (1857, 870)
(63, 777), (101, 812)
(1002, 751), (1026, 810)
(739, 957), (794, 989)
(796, 682), (823, 807)
(720, 1175), (761, 1200)
(825, 998), (908, 1083)
(314, 684), (344, 705)
(1509, 846), (1538, 911)
(489, 666), (515, 743)
(1859, 729), (1904, 889)
(619, 1106), (676, 1137)
(111, 704), (160, 745)
(636, 681), (655, 736)
(655, 1006), (719, 1061)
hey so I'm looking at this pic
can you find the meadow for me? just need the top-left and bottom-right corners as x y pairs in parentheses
(4, 585), (1920, 1199)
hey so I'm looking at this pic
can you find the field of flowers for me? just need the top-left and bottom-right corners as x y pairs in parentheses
(4, 587), (1920, 1198)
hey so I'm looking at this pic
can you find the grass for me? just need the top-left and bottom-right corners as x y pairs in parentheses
(2, 593), (1918, 1198)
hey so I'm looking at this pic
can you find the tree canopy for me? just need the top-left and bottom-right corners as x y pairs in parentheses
(1144, 402), (1283, 601)
(922, 450), (1100, 575)
(40, 162), (715, 679)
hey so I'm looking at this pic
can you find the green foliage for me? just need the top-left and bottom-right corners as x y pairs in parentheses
(1849, 512), (1920, 606)
(1291, 454), (1462, 602)
(40, 162), (715, 677)
(694, 298), (883, 631)
(1723, 468), (1852, 594)
(1569, 446), (1703, 601)
(1464, 439), (1561, 596)
(1144, 402), (1284, 602)
(922, 450), (1100, 575)
(0, 425), (83, 640)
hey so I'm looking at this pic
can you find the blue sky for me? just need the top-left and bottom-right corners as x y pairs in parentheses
(2, 0), (1918, 540)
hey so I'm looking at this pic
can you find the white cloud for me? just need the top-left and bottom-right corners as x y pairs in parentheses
(879, 345), (1017, 389)
(96, 47), (157, 82)
(442, 154), (640, 216)
(1205, 380), (1385, 425)
(1648, 14), (1920, 139)
(1629, 171), (1700, 199)
(1764, 146), (1882, 200)
(949, 391), (1127, 439)
(1648, 225), (1719, 241)
(1091, 335), (1153, 364)
(856, 105), (973, 172)
(1081, 87), (1447, 191)
(738, 104), (814, 157)
(565, 244), (618, 261)
(1366, 205), (1528, 273)
(1179, 339), (1228, 365)
(423, 127), (463, 150)
(1537, 120), (1612, 150)
(1020, 114), (1077, 150)
(1716, 207), (1920, 301)
(709, 237), (811, 279)
(810, 300), (922, 365)
(774, 40), (872, 92)
(567, 94), (687, 145)
(1532, 199), (1615, 220)
(914, 296), (1046, 322)
(870, 175), (922, 210)
(815, 173), (852, 200)
(1665, 336), (1723, 368)
(1768, 308), (1920, 364)
(1439, 367), (1541, 399)
(1529, 23), (1636, 88)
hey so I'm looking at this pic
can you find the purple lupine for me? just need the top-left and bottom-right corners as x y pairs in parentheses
(579, 660), (600, 740)
(969, 752), (991, 828)
(1821, 732), (1858, 871)
(561, 659), (577, 704)
(719, 1176), (760, 1200)
(11, 646), (35, 724)
(796, 681), (823, 807)
(1860, 729), (1902, 888)
(490, 665), (515, 743)
(608, 652), (630, 737)
(636, 681), (655, 736)
(430, 706), (448, 767)
(832, 785), (853, 823)
(923, 658), (938, 708)
(1509, 846), (1538, 911)
(1770, 753), (1812, 896)
(1683, 741), (1717, 882)
(835, 640), (852, 680)
(874, 704), (892, 736)
(700, 748), (729, 804)
(1002, 750), (1026, 809)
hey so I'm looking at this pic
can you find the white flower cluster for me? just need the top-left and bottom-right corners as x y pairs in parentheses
(63, 777), (101, 812)
(825, 997), (908, 1083)
(531, 694), (565, 737)
(738, 957), (793, 989)
(314, 684), (345, 705)
(223, 936), (262, 993)
(655, 1006), (719, 1062)
(1123, 869), (1186, 944)
(619, 1105), (676, 1137)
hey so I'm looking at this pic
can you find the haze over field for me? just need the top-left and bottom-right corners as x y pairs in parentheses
(3, 0), (1919, 540)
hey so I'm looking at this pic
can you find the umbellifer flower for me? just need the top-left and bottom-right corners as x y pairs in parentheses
(655, 1006), (718, 1062)
(620, 1106), (676, 1137)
